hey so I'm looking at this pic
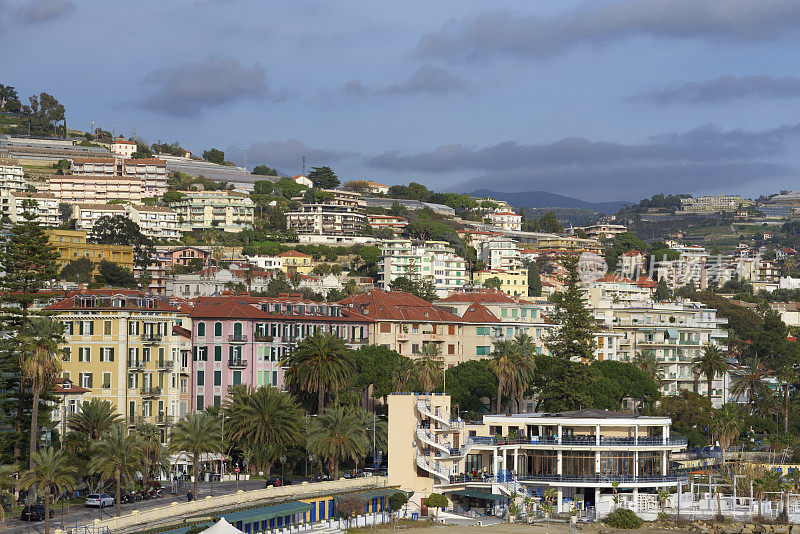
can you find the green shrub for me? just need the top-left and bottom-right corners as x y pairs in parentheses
(604, 508), (643, 529)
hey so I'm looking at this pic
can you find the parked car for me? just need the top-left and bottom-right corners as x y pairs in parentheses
(20, 505), (53, 521)
(313, 473), (331, 482)
(85, 493), (115, 508)
(265, 477), (293, 488)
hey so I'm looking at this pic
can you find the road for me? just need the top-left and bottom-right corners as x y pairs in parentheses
(2, 479), (272, 534)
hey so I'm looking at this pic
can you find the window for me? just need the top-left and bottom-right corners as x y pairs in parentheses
(272, 371), (278, 386)
(129, 321), (140, 335)
(197, 346), (208, 361)
(100, 347), (114, 362)
(78, 347), (91, 362)
(214, 370), (221, 386)
(232, 371), (241, 386)
(79, 321), (94, 335)
(600, 451), (634, 476)
(563, 451), (594, 477)
(448, 325), (455, 335)
(411, 344), (420, 354)
(214, 346), (222, 361)
(102, 372), (111, 388)
(448, 344), (455, 355)
(62, 347), (71, 362)
(79, 372), (93, 388)
(476, 346), (490, 356)
(213, 395), (221, 407)
(214, 322), (222, 337)
(379, 323), (391, 334)
(62, 321), (73, 335)
(465, 454), (483, 473)
(197, 371), (204, 386)
(104, 320), (112, 335)
(142, 347), (151, 363)
(197, 322), (206, 337)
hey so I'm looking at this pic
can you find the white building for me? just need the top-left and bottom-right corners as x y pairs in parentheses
(170, 190), (255, 232)
(377, 239), (468, 298)
(291, 175), (313, 188)
(1, 191), (60, 226)
(125, 205), (180, 241)
(488, 211), (521, 231)
(0, 159), (25, 192)
(111, 139), (137, 158)
(478, 239), (523, 271)
(286, 189), (366, 237)
(243, 255), (283, 271)
(73, 203), (127, 232)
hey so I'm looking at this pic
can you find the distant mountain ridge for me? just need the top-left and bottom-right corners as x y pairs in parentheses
(468, 189), (631, 215)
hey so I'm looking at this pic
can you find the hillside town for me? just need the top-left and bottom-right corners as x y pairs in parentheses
(5, 3), (800, 534)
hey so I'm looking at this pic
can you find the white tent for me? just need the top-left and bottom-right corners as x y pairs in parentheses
(202, 518), (243, 534)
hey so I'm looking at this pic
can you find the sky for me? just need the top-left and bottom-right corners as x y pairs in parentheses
(3, 0), (800, 202)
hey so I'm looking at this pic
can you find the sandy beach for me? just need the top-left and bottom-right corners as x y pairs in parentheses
(351, 522), (691, 534)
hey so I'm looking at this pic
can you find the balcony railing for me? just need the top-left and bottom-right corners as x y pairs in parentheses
(157, 360), (174, 370)
(129, 360), (145, 370)
(254, 333), (274, 342)
(466, 435), (687, 447)
(142, 334), (163, 344)
(445, 473), (686, 485)
(140, 386), (162, 397)
(228, 334), (248, 343)
(228, 359), (247, 369)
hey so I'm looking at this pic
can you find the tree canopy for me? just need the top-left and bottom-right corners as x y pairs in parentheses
(307, 166), (339, 189)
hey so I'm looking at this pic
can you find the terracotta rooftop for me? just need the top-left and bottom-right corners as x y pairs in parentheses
(277, 250), (311, 258)
(75, 203), (126, 210)
(338, 289), (463, 322)
(191, 296), (269, 319)
(72, 157), (116, 164)
(461, 302), (502, 323)
(44, 289), (179, 312)
(437, 289), (533, 305)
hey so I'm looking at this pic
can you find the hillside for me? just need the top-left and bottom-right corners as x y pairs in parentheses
(469, 189), (631, 214)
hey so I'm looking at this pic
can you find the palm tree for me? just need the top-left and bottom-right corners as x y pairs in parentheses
(730, 358), (771, 412)
(509, 335), (536, 413)
(488, 340), (516, 414)
(19, 318), (64, 469)
(68, 398), (121, 440)
(694, 345), (728, 401)
(355, 409), (387, 467)
(18, 448), (76, 534)
(712, 403), (743, 463)
(282, 331), (355, 413)
(134, 422), (169, 484)
(414, 344), (443, 393)
(634, 350), (659, 381)
(169, 413), (223, 496)
(774, 364), (797, 433)
(307, 407), (368, 479)
(224, 386), (304, 476)
(88, 425), (144, 517)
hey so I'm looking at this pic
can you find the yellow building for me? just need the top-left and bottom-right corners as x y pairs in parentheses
(45, 289), (182, 442)
(473, 268), (528, 297)
(46, 229), (135, 276)
(277, 250), (314, 276)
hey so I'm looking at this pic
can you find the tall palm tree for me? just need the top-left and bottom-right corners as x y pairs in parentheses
(712, 403), (743, 463)
(68, 398), (121, 440)
(774, 364), (797, 433)
(19, 318), (64, 469)
(488, 340), (516, 414)
(168, 413), (223, 497)
(224, 386), (304, 476)
(414, 344), (443, 393)
(134, 422), (168, 483)
(634, 350), (659, 381)
(282, 331), (355, 413)
(355, 409), (388, 465)
(88, 425), (144, 517)
(18, 448), (76, 534)
(307, 407), (368, 479)
(730, 358), (771, 412)
(694, 345), (728, 402)
(510, 334), (536, 413)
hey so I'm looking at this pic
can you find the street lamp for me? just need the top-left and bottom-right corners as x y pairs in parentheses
(306, 454), (314, 478)
(280, 455), (287, 483)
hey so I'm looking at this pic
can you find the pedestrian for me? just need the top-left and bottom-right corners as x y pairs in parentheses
(187, 489), (194, 502)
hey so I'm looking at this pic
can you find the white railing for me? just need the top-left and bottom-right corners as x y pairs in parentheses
(415, 453), (450, 482)
(416, 400), (450, 428)
(416, 428), (450, 457)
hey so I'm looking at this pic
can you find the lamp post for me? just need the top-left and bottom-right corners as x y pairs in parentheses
(280, 455), (287, 483)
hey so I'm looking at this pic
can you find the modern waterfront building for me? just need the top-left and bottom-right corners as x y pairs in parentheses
(388, 393), (687, 516)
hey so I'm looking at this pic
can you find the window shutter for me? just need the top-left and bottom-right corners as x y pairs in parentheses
(109, 348), (114, 362)
(89, 322), (94, 335)
(193, 346), (197, 361)
(79, 322), (83, 335)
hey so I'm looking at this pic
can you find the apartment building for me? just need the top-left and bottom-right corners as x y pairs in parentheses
(619, 251), (646, 279)
(125, 204), (180, 240)
(45, 290), (183, 442)
(593, 302), (731, 406)
(678, 194), (752, 214)
(121, 158), (168, 197)
(339, 289), (466, 365)
(488, 211), (521, 231)
(377, 240), (468, 297)
(71, 157), (118, 177)
(277, 250), (313, 275)
(583, 275), (657, 307)
(364, 180), (389, 194)
(0, 159), (25, 192)
(478, 239), (523, 271)
(474, 269), (529, 297)
(47, 229), (134, 275)
(47, 175), (143, 203)
(367, 214), (408, 234)
(583, 223), (628, 240)
(73, 203), (126, 232)
(190, 295), (371, 410)
(388, 394), (687, 515)
(170, 190), (255, 232)
(286, 189), (367, 236)
(170, 246), (210, 267)
(1, 191), (60, 225)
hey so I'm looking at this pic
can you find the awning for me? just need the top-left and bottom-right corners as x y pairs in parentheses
(217, 501), (312, 524)
(446, 489), (508, 502)
(666, 328), (679, 339)
(333, 488), (409, 502)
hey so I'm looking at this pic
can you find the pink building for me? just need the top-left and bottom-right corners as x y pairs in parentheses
(190, 295), (371, 411)
(171, 246), (210, 267)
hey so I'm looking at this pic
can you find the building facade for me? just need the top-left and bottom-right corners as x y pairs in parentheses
(170, 190), (255, 232)
(286, 189), (367, 237)
(377, 240), (468, 297)
(125, 205), (180, 240)
(47, 229), (135, 275)
(47, 174), (143, 203)
(488, 211), (522, 231)
(0, 159), (25, 192)
(1, 191), (60, 225)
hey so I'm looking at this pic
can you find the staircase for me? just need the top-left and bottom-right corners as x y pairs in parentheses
(416, 427), (450, 457)
(415, 453), (450, 483)
(416, 399), (450, 427)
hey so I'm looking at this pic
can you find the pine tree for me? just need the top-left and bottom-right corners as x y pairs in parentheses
(546, 255), (596, 361)
(0, 214), (59, 463)
(654, 278), (671, 301)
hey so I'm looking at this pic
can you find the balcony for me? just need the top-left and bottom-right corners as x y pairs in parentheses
(396, 332), (410, 341)
(140, 386), (162, 398)
(142, 334), (163, 344)
(467, 435), (687, 447)
(157, 360), (174, 370)
(445, 473), (686, 486)
(228, 359), (247, 369)
(129, 360), (145, 371)
(254, 333), (274, 342)
(228, 334), (248, 343)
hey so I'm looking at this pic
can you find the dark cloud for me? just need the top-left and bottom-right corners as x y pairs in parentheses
(12, 0), (75, 23)
(232, 140), (354, 174)
(368, 124), (800, 199)
(417, 0), (800, 61)
(138, 57), (277, 118)
(343, 66), (468, 97)
(637, 75), (800, 104)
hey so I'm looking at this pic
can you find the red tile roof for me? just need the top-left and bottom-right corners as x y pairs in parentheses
(461, 303), (502, 323)
(53, 382), (90, 394)
(338, 289), (463, 322)
(113, 139), (137, 145)
(277, 250), (311, 258)
(44, 289), (179, 312)
(123, 158), (166, 165)
(437, 289), (533, 304)
(621, 250), (643, 257)
(191, 296), (270, 319)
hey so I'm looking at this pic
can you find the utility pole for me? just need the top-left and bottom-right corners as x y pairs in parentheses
(243, 149), (247, 171)
(302, 155), (306, 175)
(90, 121), (94, 135)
